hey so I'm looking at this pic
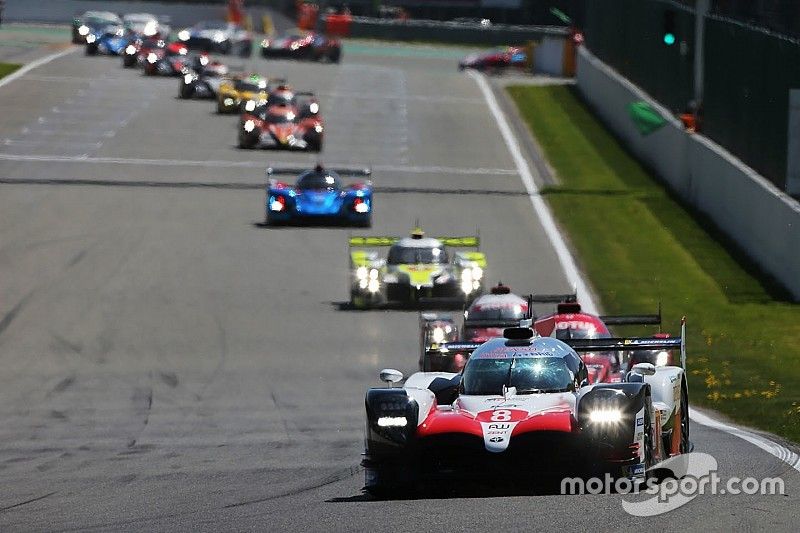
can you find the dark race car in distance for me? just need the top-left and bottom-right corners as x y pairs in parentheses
(143, 42), (200, 77)
(458, 46), (527, 74)
(176, 20), (252, 57)
(264, 165), (372, 226)
(122, 37), (165, 68)
(179, 60), (229, 99)
(260, 32), (341, 63)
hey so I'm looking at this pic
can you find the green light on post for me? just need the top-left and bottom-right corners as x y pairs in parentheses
(663, 32), (676, 45)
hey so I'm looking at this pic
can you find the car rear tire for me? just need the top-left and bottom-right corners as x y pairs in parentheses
(179, 83), (194, 99)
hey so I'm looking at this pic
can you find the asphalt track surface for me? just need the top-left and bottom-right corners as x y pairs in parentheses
(0, 33), (798, 533)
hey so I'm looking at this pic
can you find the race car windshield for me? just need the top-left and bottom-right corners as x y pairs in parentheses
(467, 305), (525, 321)
(265, 112), (296, 123)
(86, 16), (119, 28)
(296, 172), (341, 190)
(387, 246), (449, 265)
(235, 79), (266, 92)
(461, 357), (574, 395)
(554, 327), (610, 341)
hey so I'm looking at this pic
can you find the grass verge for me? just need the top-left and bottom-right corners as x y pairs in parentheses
(507, 84), (800, 443)
(0, 63), (21, 79)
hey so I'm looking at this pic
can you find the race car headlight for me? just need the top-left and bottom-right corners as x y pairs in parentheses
(183, 73), (194, 84)
(655, 351), (670, 367)
(261, 39), (271, 47)
(461, 269), (473, 282)
(377, 416), (407, 428)
(369, 268), (379, 280)
(367, 279), (380, 293)
(431, 327), (446, 344)
(126, 45), (137, 55)
(178, 30), (190, 41)
(147, 52), (158, 64)
(309, 102), (319, 114)
(269, 196), (285, 212)
(86, 34), (96, 44)
(244, 100), (256, 112)
(313, 124), (323, 133)
(213, 31), (226, 43)
(224, 97), (235, 106)
(356, 266), (368, 280)
(78, 25), (90, 36)
(589, 408), (623, 424)
(471, 266), (483, 280)
(143, 21), (158, 37)
(243, 119), (256, 133)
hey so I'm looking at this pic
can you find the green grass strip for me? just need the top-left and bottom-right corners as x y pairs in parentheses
(0, 63), (21, 79)
(508, 84), (800, 442)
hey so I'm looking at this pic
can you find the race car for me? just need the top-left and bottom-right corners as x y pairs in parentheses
(72, 10), (121, 44)
(458, 46), (528, 73)
(121, 13), (171, 40)
(348, 228), (487, 309)
(532, 294), (664, 383)
(143, 42), (195, 76)
(238, 98), (323, 151)
(122, 37), (165, 68)
(263, 165), (372, 226)
(260, 32), (341, 62)
(362, 321), (690, 495)
(420, 283), (529, 372)
(179, 60), (230, 99)
(85, 22), (128, 56)
(176, 20), (252, 57)
(216, 73), (272, 114)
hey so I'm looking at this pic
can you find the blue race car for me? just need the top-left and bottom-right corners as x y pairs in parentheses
(265, 165), (373, 227)
(86, 23), (130, 55)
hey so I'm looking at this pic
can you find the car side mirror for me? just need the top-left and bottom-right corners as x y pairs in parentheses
(631, 362), (656, 376)
(379, 368), (403, 387)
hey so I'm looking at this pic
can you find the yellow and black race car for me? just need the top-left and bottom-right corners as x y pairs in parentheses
(216, 73), (280, 114)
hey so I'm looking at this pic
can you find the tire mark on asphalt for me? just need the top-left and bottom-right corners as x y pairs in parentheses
(0, 177), (530, 196)
(126, 386), (153, 448)
(0, 290), (34, 341)
(222, 465), (362, 508)
(0, 491), (56, 513)
(48, 375), (76, 396)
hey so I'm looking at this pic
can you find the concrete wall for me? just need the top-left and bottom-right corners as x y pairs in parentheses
(577, 46), (800, 300)
(346, 16), (568, 47)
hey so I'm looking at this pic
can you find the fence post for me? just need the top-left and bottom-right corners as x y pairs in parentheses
(694, 0), (710, 103)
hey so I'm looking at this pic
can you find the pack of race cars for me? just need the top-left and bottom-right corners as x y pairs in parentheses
(75, 9), (691, 497)
(76, 9), (338, 155)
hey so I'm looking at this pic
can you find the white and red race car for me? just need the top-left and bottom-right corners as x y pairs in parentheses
(364, 322), (690, 496)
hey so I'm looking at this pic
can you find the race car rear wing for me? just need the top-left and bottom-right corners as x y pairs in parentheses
(266, 166), (371, 177)
(565, 317), (687, 369)
(427, 341), (483, 355)
(348, 236), (480, 247)
(529, 292), (662, 327)
(463, 318), (526, 329)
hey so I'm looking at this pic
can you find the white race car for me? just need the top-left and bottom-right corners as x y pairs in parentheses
(363, 320), (690, 495)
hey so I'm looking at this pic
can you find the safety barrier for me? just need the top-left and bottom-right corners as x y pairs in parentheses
(576, 46), (800, 301)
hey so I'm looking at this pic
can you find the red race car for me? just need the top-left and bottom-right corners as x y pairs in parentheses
(260, 31), (341, 63)
(533, 294), (664, 383)
(458, 46), (528, 73)
(238, 91), (323, 151)
(419, 283), (528, 372)
(143, 41), (199, 76)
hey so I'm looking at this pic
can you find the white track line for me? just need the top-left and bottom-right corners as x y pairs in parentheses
(471, 70), (800, 470)
(0, 47), (77, 90)
(690, 408), (800, 473)
(469, 70), (598, 314)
